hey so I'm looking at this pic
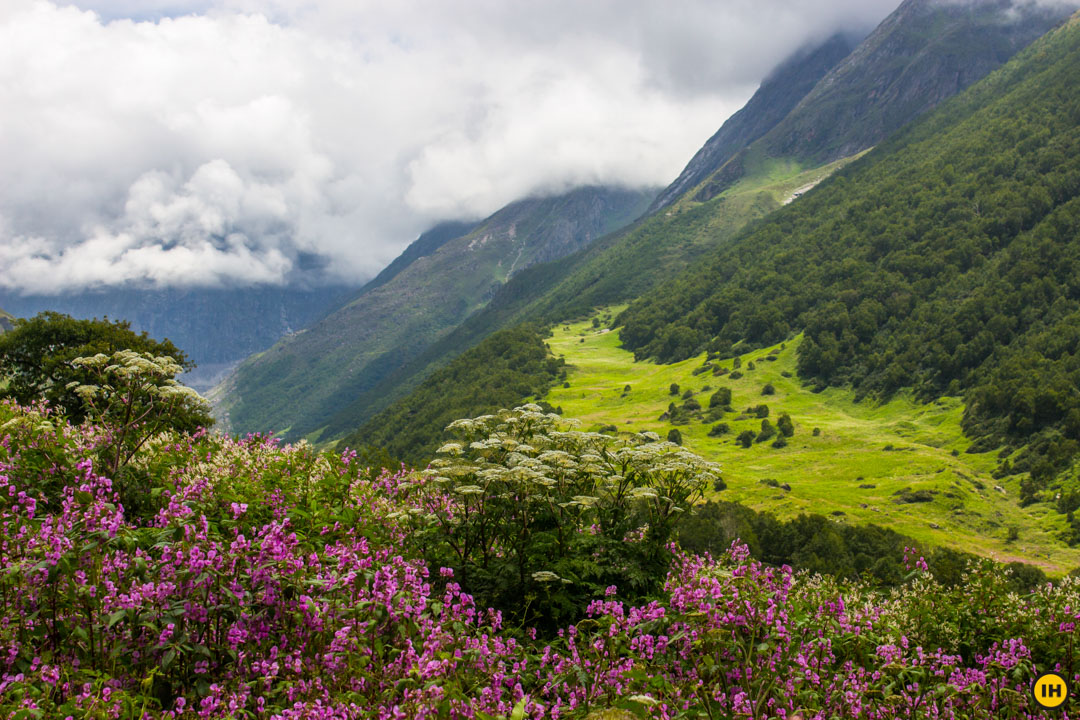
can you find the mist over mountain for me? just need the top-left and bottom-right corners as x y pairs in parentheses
(691, 0), (1075, 202)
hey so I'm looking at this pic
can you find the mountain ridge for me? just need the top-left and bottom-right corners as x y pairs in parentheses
(218, 185), (657, 439)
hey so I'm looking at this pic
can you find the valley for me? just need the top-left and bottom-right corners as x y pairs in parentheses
(545, 310), (1080, 573)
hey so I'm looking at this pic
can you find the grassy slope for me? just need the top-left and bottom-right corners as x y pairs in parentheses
(542, 309), (1080, 574)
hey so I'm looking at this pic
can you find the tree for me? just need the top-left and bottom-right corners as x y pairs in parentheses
(667, 428), (683, 445)
(670, 383), (680, 395)
(0, 312), (206, 429)
(777, 412), (795, 437)
(737, 430), (755, 448)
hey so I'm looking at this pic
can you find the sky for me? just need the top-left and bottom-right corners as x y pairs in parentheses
(0, 0), (909, 293)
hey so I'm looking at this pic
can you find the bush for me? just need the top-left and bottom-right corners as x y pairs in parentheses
(762, 383), (775, 395)
(752, 404), (770, 418)
(424, 405), (717, 631)
(708, 423), (730, 437)
(670, 382), (680, 395)
(777, 412), (795, 437)
(737, 430), (755, 448)
(709, 387), (732, 408)
(683, 398), (702, 412)
(772, 434), (788, 449)
(756, 419), (776, 443)
(667, 428), (684, 445)
(682, 388), (694, 399)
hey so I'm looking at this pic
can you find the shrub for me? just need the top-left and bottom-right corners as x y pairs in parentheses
(772, 434), (788, 449)
(709, 387), (732, 408)
(708, 423), (730, 437)
(762, 383), (775, 395)
(667, 428), (683, 445)
(682, 388), (694, 400)
(753, 404), (770, 418)
(777, 412), (795, 437)
(757, 419), (776, 443)
(683, 398), (702, 412)
(737, 430), (755, 448)
(729, 371), (744, 380)
(424, 405), (717, 631)
(670, 382), (680, 395)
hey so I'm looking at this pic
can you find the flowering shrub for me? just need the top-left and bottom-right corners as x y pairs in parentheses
(1, 399), (1079, 718)
(417, 406), (719, 632)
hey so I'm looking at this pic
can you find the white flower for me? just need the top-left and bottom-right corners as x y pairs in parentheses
(531, 571), (561, 583)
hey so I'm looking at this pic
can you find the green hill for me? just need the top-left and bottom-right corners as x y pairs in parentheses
(691, 0), (1072, 202)
(617, 11), (1080, 497)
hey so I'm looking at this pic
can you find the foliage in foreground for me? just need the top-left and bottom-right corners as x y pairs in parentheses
(3, 401), (1080, 718)
(414, 407), (717, 633)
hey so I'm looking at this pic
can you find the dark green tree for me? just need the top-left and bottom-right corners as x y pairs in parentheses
(0, 312), (210, 430)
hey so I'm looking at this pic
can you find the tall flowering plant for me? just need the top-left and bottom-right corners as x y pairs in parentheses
(415, 405), (719, 632)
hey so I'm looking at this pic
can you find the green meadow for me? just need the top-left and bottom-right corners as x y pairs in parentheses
(543, 309), (1080, 574)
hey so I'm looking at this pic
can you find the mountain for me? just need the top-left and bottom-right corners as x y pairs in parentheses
(616, 9), (1080, 492)
(332, 0), (1074, 454)
(0, 285), (352, 391)
(0, 309), (13, 334)
(217, 185), (656, 439)
(692, 0), (1072, 202)
(648, 32), (862, 213)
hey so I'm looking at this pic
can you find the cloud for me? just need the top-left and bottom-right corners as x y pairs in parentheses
(0, 0), (904, 292)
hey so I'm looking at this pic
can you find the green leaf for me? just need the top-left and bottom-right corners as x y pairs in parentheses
(510, 696), (528, 720)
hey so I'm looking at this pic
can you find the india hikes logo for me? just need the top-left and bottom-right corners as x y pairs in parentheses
(1033, 672), (1070, 710)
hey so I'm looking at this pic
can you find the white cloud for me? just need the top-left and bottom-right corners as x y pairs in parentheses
(0, 0), (903, 292)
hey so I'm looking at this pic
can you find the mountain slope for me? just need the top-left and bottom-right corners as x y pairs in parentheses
(0, 309), (13, 334)
(329, 0), (1070, 450)
(315, 160), (854, 441)
(219, 185), (656, 439)
(617, 10), (1080, 495)
(692, 0), (1073, 202)
(647, 32), (861, 213)
(351, 220), (478, 298)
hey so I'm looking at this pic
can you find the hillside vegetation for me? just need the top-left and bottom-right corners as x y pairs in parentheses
(619, 13), (1080, 501)
(544, 313), (1080, 572)
(317, 1), (1075, 461)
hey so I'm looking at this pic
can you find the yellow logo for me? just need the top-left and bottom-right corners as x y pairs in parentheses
(1033, 672), (1069, 709)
